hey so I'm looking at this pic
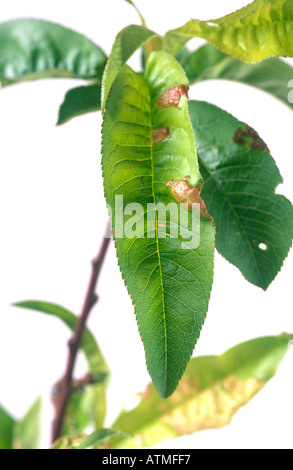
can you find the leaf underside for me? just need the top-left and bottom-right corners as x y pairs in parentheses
(189, 101), (293, 289)
(102, 52), (215, 398)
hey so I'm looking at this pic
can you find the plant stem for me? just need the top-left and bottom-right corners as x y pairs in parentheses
(51, 221), (111, 443)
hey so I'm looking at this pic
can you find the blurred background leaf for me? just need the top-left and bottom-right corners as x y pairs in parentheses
(0, 19), (107, 86)
(57, 84), (101, 125)
(178, 44), (293, 111)
(14, 301), (109, 435)
(76, 428), (130, 449)
(13, 397), (42, 449)
(0, 405), (16, 449)
(0, 398), (41, 449)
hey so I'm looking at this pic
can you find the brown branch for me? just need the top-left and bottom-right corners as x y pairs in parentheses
(51, 221), (111, 443)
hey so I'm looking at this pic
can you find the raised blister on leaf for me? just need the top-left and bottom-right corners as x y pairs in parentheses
(166, 177), (214, 225)
(152, 127), (170, 145)
(156, 85), (189, 108)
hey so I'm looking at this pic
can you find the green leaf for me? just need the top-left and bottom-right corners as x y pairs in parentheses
(102, 52), (215, 398)
(75, 429), (130, 449)
(0, 19), (107, 86)
(61, 388), (93, 437)
(0, 405), (15, 449)
(123, 0), (147, 27)
(13, 301), (109, 431)
(107, 333), (293, 449)
(57, 84), (101, 125)
(165, 0), (293, 62)
(14, 300), (108, 378)
(13, 397), (42, 449)
(189, 101), (293, 289)
(179, 43), (293, 111)
(101, 25), (159, 111)
(51, 434), (86, 449)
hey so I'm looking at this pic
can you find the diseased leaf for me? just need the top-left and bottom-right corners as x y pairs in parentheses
(107, 333), (293, 449)
(189, 101), (293, 289)
(57, 84), (101, 125)
(102, 52), (215, 398)
(13, 397), (41, 449)
(75, 429), (130, 449)
(13, 301), (109, 432)
(165, 0), (293, 62)
(101, 25), (159, 111)
(0, 405), (15, 449)
(0, 19), (107, 86)
(179, 43), (293, 111)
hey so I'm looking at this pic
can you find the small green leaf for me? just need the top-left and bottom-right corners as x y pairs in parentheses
(123, 0), (147, 27)
(165, 0), (293, 62)
(13, 301), (109, 431)
(14, 397), (42, 449)
(0, 19), (107, 86)
(51, 434), (86, 449)
(0, 405), (15, 449)
(14, 300), (108, 378)
(75, 429), (130, 449)
(179, 43), (293, 111)
(189, 101), (293, 289)
(57, 84), (101, 125)
(102, 53), (215, 398)
(61, 388), (92, 437)
(107, 333), (293, 449)
(101, 25), (159, 111)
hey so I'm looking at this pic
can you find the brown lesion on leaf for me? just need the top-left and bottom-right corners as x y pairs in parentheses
(166, 177), (215, 226)
(233, 124), (270, 153)
(152, 126), (170, 145)
(156, 85), (189, 108)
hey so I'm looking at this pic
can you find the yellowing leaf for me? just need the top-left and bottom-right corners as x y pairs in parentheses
(106, 334), (293, 449)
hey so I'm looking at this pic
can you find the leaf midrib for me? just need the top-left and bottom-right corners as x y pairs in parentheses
(148, 121), (168, 397)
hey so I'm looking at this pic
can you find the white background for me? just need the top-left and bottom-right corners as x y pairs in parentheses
(0, 0), (292, 450)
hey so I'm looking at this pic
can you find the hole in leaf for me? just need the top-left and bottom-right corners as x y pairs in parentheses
(275, 183), (285, 195)
(259, 243), (267, 251)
